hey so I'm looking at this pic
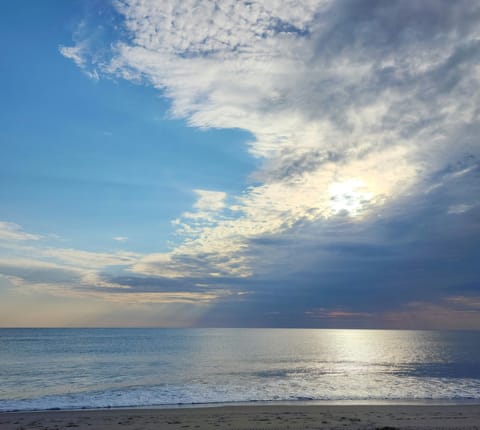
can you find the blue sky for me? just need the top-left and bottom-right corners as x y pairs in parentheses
(1, 1), (255, 253)
(1, 0), (479, 328)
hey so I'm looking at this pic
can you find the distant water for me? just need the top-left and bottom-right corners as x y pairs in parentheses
(1, 328), (480, 412)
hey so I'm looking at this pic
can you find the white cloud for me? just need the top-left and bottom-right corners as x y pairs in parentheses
(39, 247), (140, 270)
(448, 204), (474, 214)
(0, 220), (225, 306)
(59, 45), (86, 68)
(5, 274), (218, 304)
(193, 189), (226, 212)
(0, 249), (223, 305)
(0, 221), (41, 241)
(113, 236), (128, 241)
(60, 43), (100, 80)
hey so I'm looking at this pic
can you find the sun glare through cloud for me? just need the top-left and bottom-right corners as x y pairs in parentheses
(328, 179), (373, 217)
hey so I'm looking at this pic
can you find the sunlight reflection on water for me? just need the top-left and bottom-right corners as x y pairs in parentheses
(1, 328), (479, 411)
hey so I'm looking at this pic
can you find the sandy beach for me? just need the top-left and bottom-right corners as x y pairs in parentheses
(1, 404), (480, 430)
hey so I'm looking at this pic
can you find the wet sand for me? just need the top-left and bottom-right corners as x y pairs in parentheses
(1, 404), (480, 430)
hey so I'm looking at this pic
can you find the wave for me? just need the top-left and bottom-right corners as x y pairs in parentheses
(3, 379), (480, 412)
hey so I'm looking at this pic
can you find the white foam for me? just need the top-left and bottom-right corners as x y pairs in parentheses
(2, 376), (480, 412)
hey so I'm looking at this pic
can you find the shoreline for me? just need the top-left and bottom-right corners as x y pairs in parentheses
(2, 404), (480, 429)
(3, 397), (480, 414)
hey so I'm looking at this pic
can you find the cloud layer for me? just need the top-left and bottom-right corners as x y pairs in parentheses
(2, 0), (480, 327)
(102, 0), (480, 281)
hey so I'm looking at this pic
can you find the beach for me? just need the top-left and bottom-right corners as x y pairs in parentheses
(1, 404), (480, 430)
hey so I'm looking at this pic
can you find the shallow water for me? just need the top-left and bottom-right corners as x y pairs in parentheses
(1, 328), (480, 411)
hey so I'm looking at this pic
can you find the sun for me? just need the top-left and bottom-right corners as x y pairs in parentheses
(328, 179), (374, 217)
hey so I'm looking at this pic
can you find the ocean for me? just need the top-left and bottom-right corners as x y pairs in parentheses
(1, 328), (480, 412)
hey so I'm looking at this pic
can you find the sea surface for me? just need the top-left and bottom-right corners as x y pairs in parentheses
(1, 328), (480, 411)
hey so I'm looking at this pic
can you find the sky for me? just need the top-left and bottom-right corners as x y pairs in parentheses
(1, 0), (479, 328)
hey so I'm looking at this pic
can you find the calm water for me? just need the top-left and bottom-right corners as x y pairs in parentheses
(1, 328), (480, 411)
